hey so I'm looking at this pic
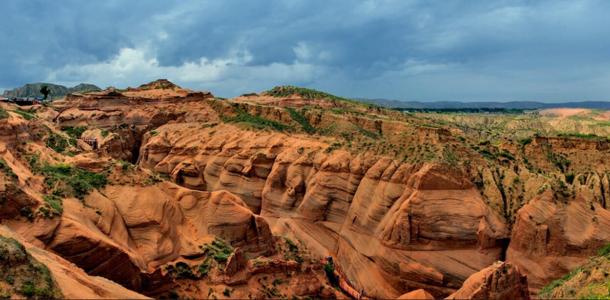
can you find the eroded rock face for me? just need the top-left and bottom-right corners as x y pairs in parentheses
(507, 190), (610, 291)
(446, 261), (530, 300)
(0, 226), (148, 299)
(3, 83), (608, 299)
(139, 124), (509, 298)
(18, 182), (275, 293)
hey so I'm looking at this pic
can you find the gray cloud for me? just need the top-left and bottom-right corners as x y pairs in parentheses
(2, 0), (610, 101)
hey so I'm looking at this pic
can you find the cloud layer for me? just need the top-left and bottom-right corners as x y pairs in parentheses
(2, 0), (610, 101)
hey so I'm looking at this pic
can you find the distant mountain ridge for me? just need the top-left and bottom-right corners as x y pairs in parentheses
(361, 98), (610, 110)
(2, 83), (101, 100)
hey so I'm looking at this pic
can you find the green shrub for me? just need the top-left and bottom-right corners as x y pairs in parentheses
(43, 195), (63, 216)
(37, 163), (107, 200)
(598, 243), (610, 257)
(223, 110), (289, 131)
(324, 142), (342, 153)
(198, 259), (211, 277)
(323, 260), (338, 286)
(546, 149), (571, 173)
(61, 126), (87, 140)
(565, 172), (575, 185)
(283, 237), (303, 264)
(46, 133), (70, 153)
(101, 130), (109, 137)
(200, 238), (234, 264)
(272, 278), (283, 286)
(20, 206), (34, 221)
(442, 147), (459, 166)
(518, 137), (533, 146)
(19, 281), (36, 297)
(478, 148), (496, 160)
(118, 160), (134, 171)
(174, 262), (197, 279)
(499, 150), (515, 160)
(286, 107), (315, 133)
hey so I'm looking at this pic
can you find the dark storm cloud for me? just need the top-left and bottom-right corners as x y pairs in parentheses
(2, 0), (610, 101)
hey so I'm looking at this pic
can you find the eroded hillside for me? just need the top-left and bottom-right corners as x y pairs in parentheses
(0, 80), (608, 299)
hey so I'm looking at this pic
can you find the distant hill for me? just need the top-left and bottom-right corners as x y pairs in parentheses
(2, 83), (101, 100)
(361, 98), (610, 110)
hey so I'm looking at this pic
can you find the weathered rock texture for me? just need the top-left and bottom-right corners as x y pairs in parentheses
(446, 261), (530, 300)
(507, 190), (610, 290)
(138, 123), (509, 298)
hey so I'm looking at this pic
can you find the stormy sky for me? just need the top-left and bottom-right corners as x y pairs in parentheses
(1, 0), (610, 101)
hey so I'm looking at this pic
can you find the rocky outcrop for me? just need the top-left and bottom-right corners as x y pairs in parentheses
(446, 261), (530, 300)
(0, 225), (147, 299)
(507, 189), (610, 291)
(23, 183), (275, 292)
(139, 123), (509, 298)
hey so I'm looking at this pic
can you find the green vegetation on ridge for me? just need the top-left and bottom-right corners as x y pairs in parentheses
(29, 154), (107, 203)
(286, 107), (315, 133)
(539, 243), (610, 299)
(0, 236), (63, 298)
(266, 85), (348, 101)
(222, 109), (290, 131)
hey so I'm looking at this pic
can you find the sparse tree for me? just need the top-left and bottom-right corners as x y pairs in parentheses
(40, 86), (50, 100)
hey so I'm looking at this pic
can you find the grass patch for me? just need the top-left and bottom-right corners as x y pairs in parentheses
(286, 107), (315, 133)
(539, 267), (583, 297)
(61, 126), (87, 140)
(265, 85), (377, 108)
(42, 195), (63, 216)
(223, 110), (289, 131)
(0, 236), (63, 298)
(198, 258), (211, 277)
(46, 133), (71, 153)
(200, 238), (234, 264)
(283, 237), (303, 264)
(33, 162), (107, 200)
(558, 132), (609, 141)
(598, 243), (610, 257)
(266, 86), (347, 101)
(12, 108), (36, 120)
